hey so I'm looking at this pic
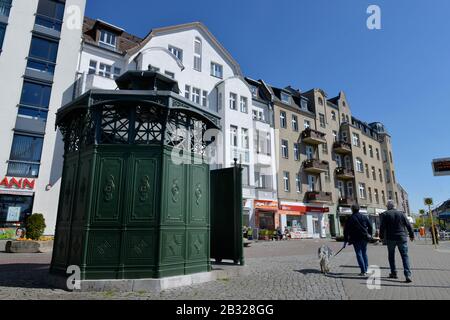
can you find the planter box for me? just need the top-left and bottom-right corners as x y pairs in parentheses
(5, 240), (54, 253)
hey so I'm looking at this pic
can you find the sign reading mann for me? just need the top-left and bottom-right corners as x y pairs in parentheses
(432, 158), (450, 176)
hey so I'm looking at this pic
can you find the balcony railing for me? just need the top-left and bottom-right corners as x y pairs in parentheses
(27, 57), (56, 75)
(7, 160), (40, 178)
(306, 191), (333, 203)
(231, 147), (250, 163)
(303, 159), (329, 174)
(0, 1), (12, 17)
(335, 167), (355, 180)
(338, 197), (355, 206)
(333, 140), (352, 154)
(301, 128), (326, 145)
(35, 14), (63, 32)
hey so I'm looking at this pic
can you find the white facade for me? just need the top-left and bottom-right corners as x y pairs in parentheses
(76, 22), (276, 226)
(0, 0), (86, 234)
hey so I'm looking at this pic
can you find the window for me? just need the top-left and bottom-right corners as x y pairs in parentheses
(392, 171), (396, 183)
(230, 125), (238, 147)
(0, 23), (6, 51)
(306, 145), (314, 160)
(293, 143), (300, 161)
(304, 120), (310, 129)
(99, 30), (117, 48)
(388, 191), (393, 201)
(347, 181), (354, 198)
(241, 128), (249, 150)
(193, 37), (202, 71)
(27, 36), (59, 74)
(318, 97), (324, 106)
(36, 0), (65, 31)
(283, 172), (290, 192)
(341, 131), (348, 142)
(164, 71), (174, 79)
(280, 92), (290, 104)
(241, 165), (249, 186)
(344, 155), (351, 169)
(184, 85), (191, 99)
(383, 150), (388, 162)
(379, 169), (383, 182)
(300, 99), (308, 110)
(355, 158), (364, 173)
(258, 111), (265, 121)
(319, 113), (326, 128)
(210, 62), (223, 78)
(250, 85), (258, 97)
(218, 92), (222, 110)
(382, 190), (386, 204)
(281, 140), (289, 159)
(168, 45), (183, 61)
(365, 164), (369, 178)
(266, 133), (271, 156)
(7, 134), (44, 178)
(322, 143), (328, 155)
(0, 0), (12, 17)
(332, 131), (338, 142)
(376, 148), (380, 160)
(371, 166), (376, 180)
(280, 111), (286, 128)
(368, 187), (373, 202)
(113, 67), (121, 79)
(240, 96), (248, 113)
(386, 169), (391, 183)
(395, 192), (399, 205)
(88, 60), (97, 75)
(359, 183), (366, 199)
(331, 111), (336, 121)
(325, 168), (331, 182)
(337, 181), (345, 198)
(292, 115), (298, 131)
(389, 151), (393, 163)
(98, 63), (111, 78)
(369, 145), (374, 158)
(374, 189), (379, 203)
(296, 173), (301, 193)
(202, 90), (208, 107)
(192, 87), (201, 104)
(307, 175), (315, 192)
(229, 92), (237, 110)
(18, 80), (51, 120)
(362, 142), (367, 155)
(252, 110), (258, 120)
(352, 133), (360, 147)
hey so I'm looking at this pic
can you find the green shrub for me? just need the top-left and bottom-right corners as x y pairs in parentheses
(25, 213), (46, 240)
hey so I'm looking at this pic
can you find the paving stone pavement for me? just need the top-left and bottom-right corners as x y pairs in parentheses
(0, 239), (449, 300)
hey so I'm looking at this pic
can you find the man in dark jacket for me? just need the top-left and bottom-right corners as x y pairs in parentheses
(344, 204), (373, 276)
(380, 200), (414, 283)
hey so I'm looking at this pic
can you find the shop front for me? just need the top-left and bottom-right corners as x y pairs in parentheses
(337, 205), (369, 236)
(254, 200), (279, 230)
(279, 202), (329, 239)
(0, 177), (35, 239)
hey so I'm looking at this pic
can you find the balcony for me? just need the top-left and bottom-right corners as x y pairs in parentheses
(338, 197), (355, 206)
(303, 159), (329, 174)
(306, 191), (333, 203)
(333, 140), (352, 154)
(231, 147), (250, 163)
(301, 128), (326, 145)
(335, 167), (354, 180)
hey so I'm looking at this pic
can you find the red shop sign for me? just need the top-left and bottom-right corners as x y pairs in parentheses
(0, 177), (35, 190)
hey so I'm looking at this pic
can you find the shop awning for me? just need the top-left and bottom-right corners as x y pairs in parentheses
(277, 210), (304, 216)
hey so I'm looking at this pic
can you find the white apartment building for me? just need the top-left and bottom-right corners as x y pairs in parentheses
(74, 19), (279, 231)
(0, 0), (86, 235)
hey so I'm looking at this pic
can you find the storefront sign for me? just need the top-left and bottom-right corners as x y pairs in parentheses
(6, 207), (21, 222)
(254, 200), (278, 208)
(279, 203), (329, 214)
(0, 177), (35, 190)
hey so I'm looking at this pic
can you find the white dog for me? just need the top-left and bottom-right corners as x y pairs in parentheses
(318, 245), (334, 274)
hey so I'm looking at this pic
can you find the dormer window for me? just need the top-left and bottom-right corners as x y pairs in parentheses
(168, 45), (183, 61)
(280, 92), (290, 104)
(99, 30), (117, 48)
(300, 99), (308, 110)
(250, 85), (258, 97)
(318, 97), (324, 106)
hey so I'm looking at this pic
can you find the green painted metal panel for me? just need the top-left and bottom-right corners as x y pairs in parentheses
(210, 165), (244, 265)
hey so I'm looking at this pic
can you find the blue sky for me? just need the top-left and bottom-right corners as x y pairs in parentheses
(85, 0), (450, 213)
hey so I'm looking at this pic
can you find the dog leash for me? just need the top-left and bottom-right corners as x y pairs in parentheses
(334, 245), (347, 257)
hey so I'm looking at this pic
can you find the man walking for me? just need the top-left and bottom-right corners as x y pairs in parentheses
(344, 204), (373, 276)
(380, 200), (415, 283)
